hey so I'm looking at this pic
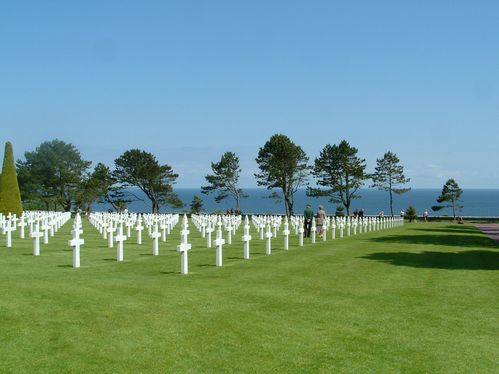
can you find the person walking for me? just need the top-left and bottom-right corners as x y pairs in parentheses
(316, 205), (326, 236)
(423, 209), (429, 222)
(303, 204), (314, 237)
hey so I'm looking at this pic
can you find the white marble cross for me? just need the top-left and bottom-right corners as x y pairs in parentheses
(160, 220), (168, 242)
(177, 216), (191, 275)
(225, 221), (233, 245)
(311, 219), (317, 244)
(42, 220), (50, 244)
(102, 221), (108, 239)
(31, 223), (43, 256)
(125, 220), (132, 237)
(201, 220), (206, 238)
(206, 221), (213, 248)
(115, 224), (127, 262)
(265, 220), (272, 255)
(68, 226), (84, 268)
(18, 216), (27, 239)
(298, 219), (304, 247)
(214, 217), (225, 267)
(107, 223), (116, 248)
(135, 218), (144, 245)
(151, 222), (161, 256)
(3, 219), (15, 248)
(242, 215), (252, 259)
(283, 216), (290, 250)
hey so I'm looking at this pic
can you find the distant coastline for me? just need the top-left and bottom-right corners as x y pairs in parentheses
(92, 188), (499, 217)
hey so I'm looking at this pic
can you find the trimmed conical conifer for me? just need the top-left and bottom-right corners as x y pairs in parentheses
(0, 142), (23, 216)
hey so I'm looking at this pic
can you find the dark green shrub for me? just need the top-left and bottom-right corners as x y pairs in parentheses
(405, 205), (417, 222)
(0, 142), (23, 216)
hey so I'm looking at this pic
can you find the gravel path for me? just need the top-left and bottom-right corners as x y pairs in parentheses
(473, 224), (499, 244)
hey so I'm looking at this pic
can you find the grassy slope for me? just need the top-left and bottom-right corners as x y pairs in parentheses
(0, 220), (498, 373)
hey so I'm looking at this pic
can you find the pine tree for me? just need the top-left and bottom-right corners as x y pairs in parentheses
(371, 151), (411, 217)
(0, 142), (23, 216)
(432, 179), (463, 219)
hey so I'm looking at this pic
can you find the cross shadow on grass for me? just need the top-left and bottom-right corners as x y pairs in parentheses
(411, 227), (481, 235)
(359, 250), (499, 270)
(368, 232), (498, 249)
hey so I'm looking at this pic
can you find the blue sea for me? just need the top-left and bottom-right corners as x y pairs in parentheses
(92, 188), (499, 217)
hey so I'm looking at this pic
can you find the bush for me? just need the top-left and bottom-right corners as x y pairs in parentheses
(405, 205), (417, 222)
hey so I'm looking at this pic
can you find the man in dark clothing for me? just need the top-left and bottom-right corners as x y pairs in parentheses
(303, 204), (314, 237)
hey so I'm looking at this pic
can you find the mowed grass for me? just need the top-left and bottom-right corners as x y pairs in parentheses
(0, 219), (498, 373)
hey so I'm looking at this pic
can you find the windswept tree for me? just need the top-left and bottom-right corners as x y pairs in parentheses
(76, 163), (138, 212)
(0, 142), (23, 216)
(201, 151), (247, 211)
(308, 140), (367, 216)
(432, 179), (463, 219)
(371, 151), (411, 217)
(16, 139), (91, 211)
(114, 149), (182, 213)
(255, 134), (310, 216)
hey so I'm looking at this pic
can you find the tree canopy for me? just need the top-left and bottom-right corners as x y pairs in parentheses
(308, 140), (367, 216)
(201, 151), (246, 211)
(114, 149), (182, 213)
(371, 151), (411, 217)
(17, 139), (91, 211)
(255, 134), (310, 216)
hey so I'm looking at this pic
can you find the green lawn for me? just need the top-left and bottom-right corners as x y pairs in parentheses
(0, 219), (498, 373)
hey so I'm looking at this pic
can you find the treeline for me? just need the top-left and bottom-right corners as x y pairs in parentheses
(10, 135), (414, 216)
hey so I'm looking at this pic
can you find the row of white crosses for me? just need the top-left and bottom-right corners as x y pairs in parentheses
(190, 214), (403, 271)
(0, 211), (70, 250)
(30, 212), (72, 256)
(80, 212), (403, 274)
(88, 212), (180, 260)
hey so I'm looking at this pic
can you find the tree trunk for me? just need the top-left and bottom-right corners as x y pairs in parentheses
(63, 199), (71, 212)
(152, 197), (160, 213)
(389, 189), (394, 217)
(235, 193), (240, 211)
(283, 192), (292, 217)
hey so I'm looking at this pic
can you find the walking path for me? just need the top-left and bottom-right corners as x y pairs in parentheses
(473, 224), (499, 244)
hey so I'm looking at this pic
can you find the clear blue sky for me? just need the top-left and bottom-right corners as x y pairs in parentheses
(1, 1), (498, 188)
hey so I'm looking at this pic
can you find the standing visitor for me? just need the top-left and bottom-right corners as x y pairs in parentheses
(316, 205), (326, 235)
(303, 204), (314, 237)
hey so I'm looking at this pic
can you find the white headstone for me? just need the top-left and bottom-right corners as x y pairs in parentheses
(214, 217), (225, 267)
(31, 223), (43, 256)
(177, 219), (191, 275)
(115, 224), (127, 262)
(265, 221), (272, 255)
(68, 224), (84, 268)
(151, 222), (161, 256)
(242, 215), (252, 259)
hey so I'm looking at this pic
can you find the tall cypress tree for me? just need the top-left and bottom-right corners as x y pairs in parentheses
(0, 142), (23, 216)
